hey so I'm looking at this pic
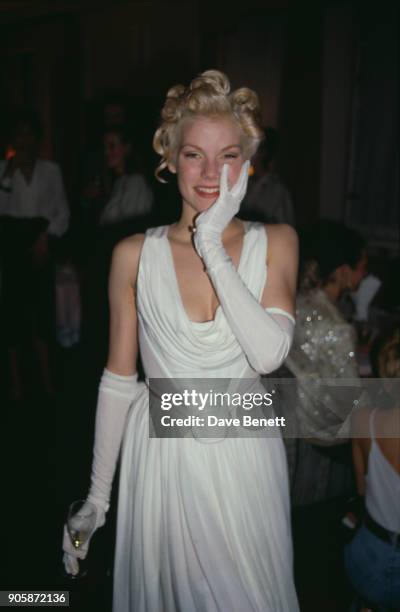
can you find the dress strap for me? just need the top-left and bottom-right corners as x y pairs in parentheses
(136, 225), (167, 297)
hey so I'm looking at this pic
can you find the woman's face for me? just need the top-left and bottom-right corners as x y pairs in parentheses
(335, 250), (368, 294)
(349, 250), (368, 291)
(104, 132), (129, 170)
(171, 115), (245, 213)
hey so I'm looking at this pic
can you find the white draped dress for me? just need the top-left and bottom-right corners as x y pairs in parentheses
(113, 221), (299, 611)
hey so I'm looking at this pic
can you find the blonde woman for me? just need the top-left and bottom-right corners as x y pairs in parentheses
(62, 70), (299, 611)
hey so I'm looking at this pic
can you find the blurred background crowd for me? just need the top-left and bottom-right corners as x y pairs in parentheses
(0, 1), (398, 611)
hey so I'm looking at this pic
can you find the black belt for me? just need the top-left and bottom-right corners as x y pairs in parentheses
(364, 510), (400, 548)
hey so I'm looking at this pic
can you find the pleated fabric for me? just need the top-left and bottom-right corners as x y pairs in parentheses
(113, 222), (299, 611)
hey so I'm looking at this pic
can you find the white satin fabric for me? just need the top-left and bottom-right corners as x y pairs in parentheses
(113, 221), (299, 611)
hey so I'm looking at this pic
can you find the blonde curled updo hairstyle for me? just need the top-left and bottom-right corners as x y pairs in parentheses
(153, 70), (264, 182)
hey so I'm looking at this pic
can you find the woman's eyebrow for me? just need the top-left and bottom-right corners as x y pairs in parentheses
(221, 144), (242, 150)
(180, 144), (242, 150)
(180, 143), (202, 149)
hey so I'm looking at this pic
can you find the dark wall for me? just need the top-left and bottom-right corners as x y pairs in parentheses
(279, 3), (324, 227)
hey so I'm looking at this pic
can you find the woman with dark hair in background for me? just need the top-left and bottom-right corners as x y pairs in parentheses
(0, 109), (69, 400)
(80, 126), (153, 372)
(82, 125), (153, 236)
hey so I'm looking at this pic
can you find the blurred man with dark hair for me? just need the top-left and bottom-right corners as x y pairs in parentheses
(240, 127), (295, 226)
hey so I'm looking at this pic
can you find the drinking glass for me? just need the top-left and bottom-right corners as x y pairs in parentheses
(65, 499), (97, 579)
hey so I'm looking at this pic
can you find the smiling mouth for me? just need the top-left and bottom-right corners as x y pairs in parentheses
(195, 187), (220, 198)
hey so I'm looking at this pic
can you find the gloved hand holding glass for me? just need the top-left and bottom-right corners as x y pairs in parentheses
(62, 369), (146, 576)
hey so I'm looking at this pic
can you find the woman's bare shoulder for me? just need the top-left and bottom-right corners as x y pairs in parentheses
(263, 223), (298, 264)
(264, 223), (298, 247)
(110, 233), (146, 283)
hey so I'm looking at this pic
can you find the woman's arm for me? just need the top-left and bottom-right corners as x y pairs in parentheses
(196, 223), (298, 374)
(86, 233), (146, 513)
(350, 407), (370, 496)
(260, 223), (298, 314)
(106, 233), (144, 374)
(352, 438), (367, 496)
(194, 163), (298, 374)
(63, 234), (146, 575)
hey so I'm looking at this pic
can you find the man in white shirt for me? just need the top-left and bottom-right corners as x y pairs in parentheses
(0, 109), (70, 400)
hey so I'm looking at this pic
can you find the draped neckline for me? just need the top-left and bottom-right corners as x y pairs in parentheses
(163, 220), (250, 329)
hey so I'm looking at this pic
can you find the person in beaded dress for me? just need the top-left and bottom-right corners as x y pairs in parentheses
(284, 220), (368, 504)
(269, 221), (367, 606)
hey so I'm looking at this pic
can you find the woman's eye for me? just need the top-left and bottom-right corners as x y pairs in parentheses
(184, 152), (201, 159)
(224, 153), (239, 160)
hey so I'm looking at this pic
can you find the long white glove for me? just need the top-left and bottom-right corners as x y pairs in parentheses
(194, 162), (295, 374)
(62, 368), (145, 575)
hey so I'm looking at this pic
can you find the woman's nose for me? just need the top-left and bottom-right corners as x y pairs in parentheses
(201, 158), (220, 181)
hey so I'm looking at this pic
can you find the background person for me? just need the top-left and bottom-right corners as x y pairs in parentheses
(80, 125), (153, 375)
(282, 220), (368, 607)
(0, 108), (69, 399)
(239, 127), (295, 226)
(345, 325), (400, 612)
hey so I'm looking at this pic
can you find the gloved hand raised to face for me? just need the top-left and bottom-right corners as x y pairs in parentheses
(193, 159), (295, 375)
(194, 161), (250, 265)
